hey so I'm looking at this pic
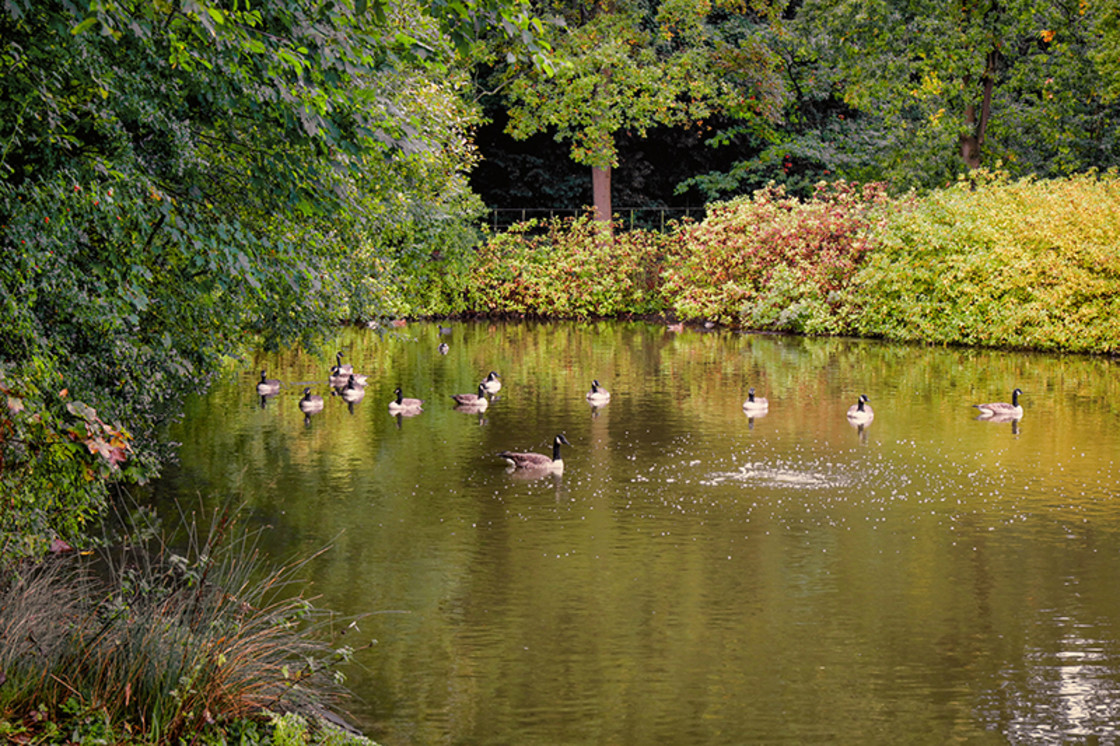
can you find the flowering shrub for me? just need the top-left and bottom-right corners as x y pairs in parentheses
(661, 181), (891, 331)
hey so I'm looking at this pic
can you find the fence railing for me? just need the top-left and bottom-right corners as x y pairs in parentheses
(485, 206), (704, 233)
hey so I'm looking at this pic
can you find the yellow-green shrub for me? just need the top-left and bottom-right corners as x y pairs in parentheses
(846, 171), (1120, 353)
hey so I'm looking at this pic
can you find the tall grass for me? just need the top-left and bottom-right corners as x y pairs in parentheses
(0, 505), (361, 744)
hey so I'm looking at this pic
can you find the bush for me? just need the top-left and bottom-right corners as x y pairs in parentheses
(463, 213), (674, 318)
(661, 181), (890, 327)
(0, 506), (367, 745)
(844, 171), (1120, 353)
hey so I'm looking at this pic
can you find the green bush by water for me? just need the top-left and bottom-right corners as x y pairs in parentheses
(845, 171), (1120, 353)
(449, 174), (1120, 354)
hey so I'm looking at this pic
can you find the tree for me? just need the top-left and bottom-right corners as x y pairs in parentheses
(0, 0), (550, 550)
(791, 0), (1120, 188)
(502, 0), (785, 222)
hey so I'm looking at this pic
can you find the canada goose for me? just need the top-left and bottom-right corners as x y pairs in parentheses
(256, 370), (280, 396)
(974, 388), (1024, 418)
(340, 375), (365, 403)
(388, 387), (423, 414)
(742, 387), (768, 413)
(451, 383), (489, 411)
(438, 342), (450, 355)
(332, 351), (353, 375)
(846, 394), (873, 424)
(586, 380), (611, 404)
(439, 325), (453, 335)
(482, 371), (502, 394)
(299, 387), (324, 413)
(498, 434), (571, 474)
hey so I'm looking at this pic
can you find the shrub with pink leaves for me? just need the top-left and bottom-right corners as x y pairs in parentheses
(662, 181), (892, 332)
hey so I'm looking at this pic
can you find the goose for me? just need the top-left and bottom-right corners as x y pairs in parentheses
(974, 388), (1023, 418)
(388, 387), (423, 414)
(332, 351), (353, 375)
(482, 371), (502, 394)
(586, 380), (611, 405)
(498, 434), (571, 474)
(438, 342), (450, 355)
(340, 375), (365, 404)
(667, 321), (684, 333)
(439, 325), (453, 335)
(742, 387), (768, 413)
(256, 370), (280, 396)
(299, 387), (324, 413)
(846, 394), (873, 424)
(451, 383), (489, 411)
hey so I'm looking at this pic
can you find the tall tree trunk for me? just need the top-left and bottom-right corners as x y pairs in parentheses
(592, 165), (611, 223)
(959, 49), (998, 169)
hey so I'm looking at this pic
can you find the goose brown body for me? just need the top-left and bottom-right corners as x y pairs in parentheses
(974, 388), (1023, 418)
(388, 387), (423, 413)
(257, 370), (280, 396)
(498, 434), (571, 473)
(299, 387), (324, 413)
(451, 383), (489, 410)
(586, 380), (611, 404)
(482, 371), (502, 394)
(846, 394), (873, 424)
(742, 387), (768, 413)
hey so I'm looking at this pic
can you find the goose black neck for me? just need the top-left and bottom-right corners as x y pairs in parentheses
(552, 439), (563, 461)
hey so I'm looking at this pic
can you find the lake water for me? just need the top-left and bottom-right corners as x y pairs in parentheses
(151, 320), (1120, 745)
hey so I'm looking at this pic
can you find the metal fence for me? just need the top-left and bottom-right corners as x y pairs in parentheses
(485, 206), (704, 233)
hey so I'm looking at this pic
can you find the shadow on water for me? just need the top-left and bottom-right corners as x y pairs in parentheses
(150, 320), (1120, 745)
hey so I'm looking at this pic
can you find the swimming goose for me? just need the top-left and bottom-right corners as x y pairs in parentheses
(299, 387), (324, 413)
(451, 383), (489, 411)
(438, 342), (450, 355)
(846, 394), (873, 424)
(388, 387), (423, 414)
(742, 387), (768, 413)
(498, 434), (571, 474)
(586, 380), (611, 405)
(332, 351), (353, 375)
(482, 371), (502, 394)
(256, 370), (280, 396)
(340, 375), (365, 403)
(974, 388), (1023, 418)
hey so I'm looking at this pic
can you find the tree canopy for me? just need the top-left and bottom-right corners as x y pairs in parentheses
(0, 0), (548, 549)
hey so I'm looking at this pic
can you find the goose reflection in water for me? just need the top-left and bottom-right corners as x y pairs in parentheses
(975, 411), (1022, 435)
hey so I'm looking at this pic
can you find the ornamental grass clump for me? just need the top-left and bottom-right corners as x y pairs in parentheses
(0, 507), (357, 744)
(846, 171), (1120, 354)
(465, 213), (674, 318)
(662, 181), (891, 331)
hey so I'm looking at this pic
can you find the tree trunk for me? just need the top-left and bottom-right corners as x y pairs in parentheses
(959, 49), (998, 170)
(592, 165), (611, 223)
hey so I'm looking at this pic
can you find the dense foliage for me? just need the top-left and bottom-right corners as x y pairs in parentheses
(846, 172), (1120, 354)
(0, 0), (529, 548)
(662, 181), (890, 329)
(463, 214), (673, 317)
(438, 174), (1120, 357)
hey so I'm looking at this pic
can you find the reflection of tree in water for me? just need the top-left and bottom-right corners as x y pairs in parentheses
(977, 614), (1120, 741)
